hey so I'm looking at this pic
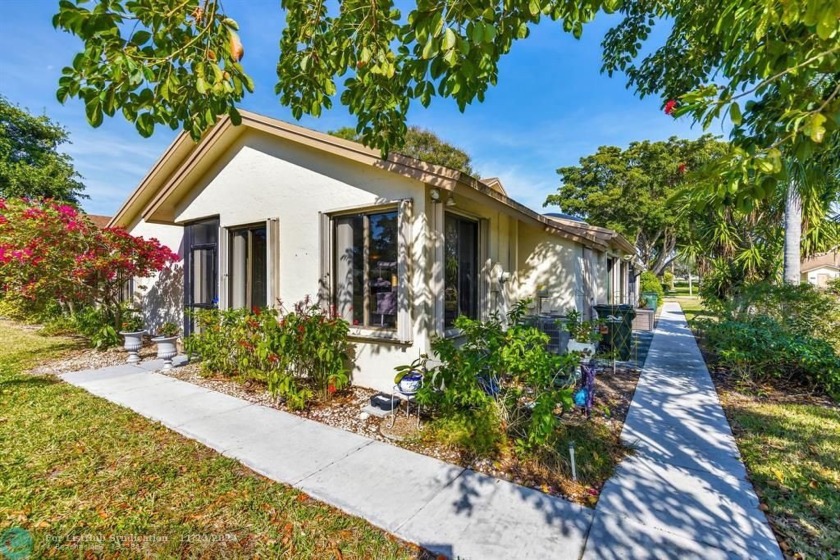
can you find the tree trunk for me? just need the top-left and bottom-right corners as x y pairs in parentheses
(783, 183), (802, 285)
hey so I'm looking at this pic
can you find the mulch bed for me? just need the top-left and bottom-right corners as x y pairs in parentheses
(29, 335), (642, 507)
(161, 359), (640, 507)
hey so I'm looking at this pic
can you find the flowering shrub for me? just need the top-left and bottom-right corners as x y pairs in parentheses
(0, 197), (179, 334)
(184, 299), (353, 410)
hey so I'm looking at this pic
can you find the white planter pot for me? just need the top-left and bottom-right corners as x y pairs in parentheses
(567, 339), (597, 360)
(120, 331), (145, 364)
(152, 336), (178, 370)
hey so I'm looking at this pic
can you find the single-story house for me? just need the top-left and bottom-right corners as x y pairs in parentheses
(801, 251), (840, 288)
(111, 111), (637, 392)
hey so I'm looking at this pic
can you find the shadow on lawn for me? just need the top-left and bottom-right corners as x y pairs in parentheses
(0, 375), (59, 389)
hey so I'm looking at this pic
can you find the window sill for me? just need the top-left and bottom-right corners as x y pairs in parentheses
(348, 328), (411, 345)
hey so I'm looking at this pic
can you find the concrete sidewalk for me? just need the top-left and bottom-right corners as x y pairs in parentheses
(60, 360), (592, 560)
(583, 302), (782, 559)
(59, 304), (782, 559)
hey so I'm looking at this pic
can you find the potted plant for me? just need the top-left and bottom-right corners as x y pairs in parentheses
(562, 309), (600, 360)
(152, 321), (180, 370)
(393, 356), (425, 394)
(119, 313), (146, 364)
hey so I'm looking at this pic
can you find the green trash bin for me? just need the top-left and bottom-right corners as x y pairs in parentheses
(593, 304), (636, 361)
(641, 292), (659, 311)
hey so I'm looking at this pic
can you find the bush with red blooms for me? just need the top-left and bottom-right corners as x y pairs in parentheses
(0, 197), (179, 328)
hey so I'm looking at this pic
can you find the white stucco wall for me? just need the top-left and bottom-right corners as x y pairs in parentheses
(804, 266), (840, 288)
(124, 127), (613, 392)
(126, 219), (185, 332)
(513, 223), (581, 315)
(172, 129), (430, 391)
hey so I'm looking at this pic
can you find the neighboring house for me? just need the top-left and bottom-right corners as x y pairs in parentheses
(801, 251), (840, 288)
(87, 214), (112, 228)
(110, 111), (636, 392)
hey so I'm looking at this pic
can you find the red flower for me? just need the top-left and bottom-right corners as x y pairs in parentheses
(678, 162), (687, 174)
(327, 383), (337, 394)
(664, 99), (678, 116)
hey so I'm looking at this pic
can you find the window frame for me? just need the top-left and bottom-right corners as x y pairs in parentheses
(322, 201), (412, 343)
(228, 222), (268, 310)
(183, 216), (220, 335)
(443, 211), (481, 331)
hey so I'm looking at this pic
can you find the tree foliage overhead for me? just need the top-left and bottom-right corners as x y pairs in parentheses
(330, 125), (477, 176)
(53, 0), (619, 152)
(0, 96), (86, 203)
(545, 135), (729, 274)
(602, 0), (840, 201)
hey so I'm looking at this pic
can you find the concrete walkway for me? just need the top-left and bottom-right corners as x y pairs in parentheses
(58, 303), (782, 559)
(584, 302), (782, 559)
(60, 359), (592, 559)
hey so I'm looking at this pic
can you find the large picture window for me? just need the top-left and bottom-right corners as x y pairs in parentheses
(444, 213), (479, 328)
(334, 209), (398, 328)
(230, 225), (267, 309)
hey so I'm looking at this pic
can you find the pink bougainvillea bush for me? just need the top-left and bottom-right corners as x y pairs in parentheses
(0, 197), (179, 329)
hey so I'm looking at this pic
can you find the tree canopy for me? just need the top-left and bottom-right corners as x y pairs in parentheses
(545, 135), (728, 274)
(0, 96), (86, 203)
(53, 0), (839, 180)
(602, 1), (840, 202)
(330, 125), (477, 176)
(52, 0), (615, 153)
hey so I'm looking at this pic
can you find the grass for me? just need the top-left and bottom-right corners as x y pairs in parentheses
(673, 302), (840, 558)
(0, 321), (425, 559)
(724, 399), (840, 558)
(664, 295), (713, 325)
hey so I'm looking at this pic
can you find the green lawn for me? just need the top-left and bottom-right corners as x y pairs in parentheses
(673, 302), (840, 558)
(0, 321), (424, 559)
(665, 295), (713, 324)
(724, 399), (840, 558)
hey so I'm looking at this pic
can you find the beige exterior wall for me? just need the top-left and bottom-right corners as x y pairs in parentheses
(126, 219), (185, 332)
(803, 266), (840, 288)
(170, 129), (431, 391)
(125, 128), (632, 392)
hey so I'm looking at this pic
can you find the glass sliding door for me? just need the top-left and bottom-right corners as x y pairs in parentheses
(444, 213), (479, 328)
(184, 218), (219, 334)
(229, 225), (267, 310)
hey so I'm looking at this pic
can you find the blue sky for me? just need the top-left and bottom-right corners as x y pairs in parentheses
(2, 1), (707, 216)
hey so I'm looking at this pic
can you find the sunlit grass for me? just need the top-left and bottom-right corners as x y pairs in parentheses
(0, 321), (424, 559)
(726, 399), (840, 558)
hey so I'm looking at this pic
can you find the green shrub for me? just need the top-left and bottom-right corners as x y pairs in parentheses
(827, 277), (840, 297)
(662, 271), (675, 292)
(184, 299), (353, 410)
(639, 271), (664, 304)
(698, 315), (840, 400)
(697, 282), (840, 400)
(721, 282), (840, 351)
(422, 405), (506, 458)
(410, 302), (578, 457)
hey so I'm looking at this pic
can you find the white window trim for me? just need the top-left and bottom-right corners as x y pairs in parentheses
(220, 219), (279, 310)
(321, 199), (413, 344)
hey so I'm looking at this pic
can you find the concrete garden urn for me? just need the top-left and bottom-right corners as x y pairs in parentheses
(120, 331), (145, 364)
(152, 336), (178, 370)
